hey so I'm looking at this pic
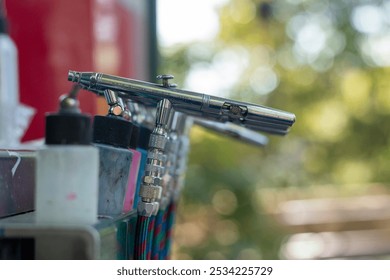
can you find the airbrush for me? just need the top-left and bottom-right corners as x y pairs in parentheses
(194, 118), (269, 147)
(67, 70), (296, 260)
(67, 71), (295, 135)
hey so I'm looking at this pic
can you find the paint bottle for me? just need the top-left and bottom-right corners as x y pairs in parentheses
(35, 104), (99, 224)
(93, 115), (133, 217)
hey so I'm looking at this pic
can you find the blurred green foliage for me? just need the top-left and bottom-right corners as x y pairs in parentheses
(159, 0), (390, 259)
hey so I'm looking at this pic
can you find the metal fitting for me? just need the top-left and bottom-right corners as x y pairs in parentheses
(136, 99), (173, 216)
(139, 184), (162, 201)
(147, 150), (167, 163)
(59, 95), (80, 113)
(143, 175), (163, 187)
(143, 175), (154, 184)
(143, 149), (166, 186)
(109, 105), (123, 116)
(157, 74), (177, 88)
(152, 202), (159, 216)
(144, 164), (165, 175)
(137, 201), (157, 217)
(155, 98), (172, 127)
(59, 84), (81, 114)
(149, 133), (167, 150)
(104, 89), (123, 116)
(221, 102), (248, 121)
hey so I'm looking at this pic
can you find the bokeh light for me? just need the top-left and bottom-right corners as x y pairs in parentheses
(159, 0), (390, 260)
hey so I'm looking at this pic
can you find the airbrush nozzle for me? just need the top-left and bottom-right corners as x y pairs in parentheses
(67, 70), (79, 82)
(68, 71), (96, 89)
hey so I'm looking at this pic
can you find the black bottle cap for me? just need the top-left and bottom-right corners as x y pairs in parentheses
(93, 115), (133, 149)
(138, 125), (152, 150)
(45, 113), (92, 145)
(129, 124), (139, 150)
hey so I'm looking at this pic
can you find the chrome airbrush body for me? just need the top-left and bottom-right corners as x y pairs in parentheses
(68, 71), (295, 135)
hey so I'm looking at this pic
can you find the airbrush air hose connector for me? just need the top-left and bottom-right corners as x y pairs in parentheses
(137, 98), (172, 216)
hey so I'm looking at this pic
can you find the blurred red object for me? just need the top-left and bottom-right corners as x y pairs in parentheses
(5, 0), (145, 141)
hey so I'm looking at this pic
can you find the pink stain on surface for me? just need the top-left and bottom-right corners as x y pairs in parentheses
(66, 192), (77, 201)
